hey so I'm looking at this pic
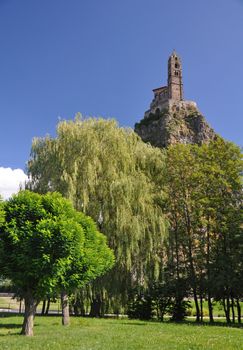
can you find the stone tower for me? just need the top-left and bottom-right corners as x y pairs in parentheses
(135, 52), (217, 147)
(144, 51), (191, 118)
(168, 50), (183, 100)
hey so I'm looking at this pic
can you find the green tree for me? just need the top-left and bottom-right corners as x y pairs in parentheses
(164, 139), (243, 323)
(27, 116), (167, 313)
(197, 140), (243, 323)
(164, 144), (202, 321)
(0, 191), (114, 336)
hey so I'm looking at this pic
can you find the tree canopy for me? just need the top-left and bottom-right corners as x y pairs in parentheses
(127, 139), (243, 323)
(0, 190), (114, 335)
(27, 117), (167, 313)
(162, 139), (243, 322)
(26, 116), (242, 323)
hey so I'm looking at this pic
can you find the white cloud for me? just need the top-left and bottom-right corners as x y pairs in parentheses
(0, 167), (28, 200)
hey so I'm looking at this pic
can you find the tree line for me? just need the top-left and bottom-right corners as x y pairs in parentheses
(129, 141), (243, 323)
(1, 116), (242, 333)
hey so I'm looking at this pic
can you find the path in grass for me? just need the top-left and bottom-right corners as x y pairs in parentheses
(0, 316), (242, 350)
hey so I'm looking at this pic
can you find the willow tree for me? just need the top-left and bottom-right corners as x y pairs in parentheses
(27, 116), (167, 313)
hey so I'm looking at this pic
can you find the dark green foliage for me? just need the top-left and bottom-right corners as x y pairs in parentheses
(127, 281), (191, 322)
(170, 299), (191, 322)
(160, 278), (190, 322)
(135, 109), (166, 127)
(149, 282), (172, 321)
(127, 289), (154, 320)
(164, 139), (243, 323)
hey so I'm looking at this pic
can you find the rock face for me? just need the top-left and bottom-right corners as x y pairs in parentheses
(135, 51), (217, 148)
(134, 101), (217, 148)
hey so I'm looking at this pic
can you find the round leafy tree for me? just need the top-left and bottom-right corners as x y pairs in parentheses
(0, 190), (114, 336)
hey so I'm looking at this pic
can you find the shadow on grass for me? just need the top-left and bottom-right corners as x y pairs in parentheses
(0, 323), (22, 329)
(167, 319), (243, 329)
(119, 318), (243, 329)
(0, 324), (22, 337)
(0, 313), (22, 336)
(119, 322), (149, 326)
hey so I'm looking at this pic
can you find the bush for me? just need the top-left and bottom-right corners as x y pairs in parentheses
(170, 299), (191, 322)
(127, 291), (154, 320)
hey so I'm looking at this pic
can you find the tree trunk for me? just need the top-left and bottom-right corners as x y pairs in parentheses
(206, 220), (214, 323)
(187, 235), (200, 322)
(223, 298), (231, 324)
(200, 293), (203, 322)
(73, 303), (79, 316)
(19, 299), (22, 314)
(41, 300), (46, 315)
(192, 288), (200, 322)
(61, 291), (70, 326)
(45, 298), (51, 315)
(231, 296), (235, 323)
(226, 295), (231, 323)
(21, 295), (38, 336)
(174, 218), (180, 282)
(89, 296), (102, 317)
(186, 235), (200, 322)
(208, 295), (214, 323)
(184, 204), (200, 322)
(80, 303), (86, 316)
(236, 298), (241, 324)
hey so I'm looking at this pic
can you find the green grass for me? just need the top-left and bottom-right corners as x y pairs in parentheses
(0, 297), (19, 310)
(0, 297), (61, 312)
(189, 300), (243, 318)
(0, 316), (242, 350)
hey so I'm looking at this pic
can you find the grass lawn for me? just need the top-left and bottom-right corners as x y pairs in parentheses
(189, 300), (243, 318)
(0, 297), (61, 313)
(0, 297), (19, 310)
(0, 316), (242, 350)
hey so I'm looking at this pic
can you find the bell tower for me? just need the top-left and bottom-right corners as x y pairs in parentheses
(168, 50), (183, 101)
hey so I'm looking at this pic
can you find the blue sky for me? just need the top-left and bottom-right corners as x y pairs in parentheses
(0, 0), (242, 173)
